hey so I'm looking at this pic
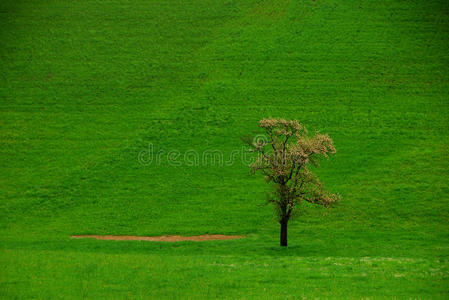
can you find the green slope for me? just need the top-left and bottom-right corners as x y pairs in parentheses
(1, 0), (448, 298)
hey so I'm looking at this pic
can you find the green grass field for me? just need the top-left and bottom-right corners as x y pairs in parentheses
(1, 0), (448, 298)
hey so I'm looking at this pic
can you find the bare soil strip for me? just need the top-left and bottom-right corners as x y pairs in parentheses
(71, 234), (244, 242)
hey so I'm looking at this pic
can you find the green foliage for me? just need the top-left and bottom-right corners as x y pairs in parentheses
(1, 0), (448, 298)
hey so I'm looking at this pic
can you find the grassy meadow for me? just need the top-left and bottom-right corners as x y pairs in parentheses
(1, 0), (448, 298)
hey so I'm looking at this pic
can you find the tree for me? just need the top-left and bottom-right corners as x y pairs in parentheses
(246, 119), (340, 246)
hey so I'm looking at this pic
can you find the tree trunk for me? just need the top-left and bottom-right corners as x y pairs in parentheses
(280, 219), (288, 246)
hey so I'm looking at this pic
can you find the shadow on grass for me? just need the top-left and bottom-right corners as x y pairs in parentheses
(0, 238), (315, 257)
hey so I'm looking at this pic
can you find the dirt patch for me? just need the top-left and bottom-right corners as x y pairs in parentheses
(71, 234), (244, 242)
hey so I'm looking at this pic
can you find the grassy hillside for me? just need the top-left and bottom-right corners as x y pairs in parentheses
(1, 0), (448, 298)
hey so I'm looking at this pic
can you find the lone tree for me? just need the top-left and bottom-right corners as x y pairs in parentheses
(246, 119), (340, 246)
